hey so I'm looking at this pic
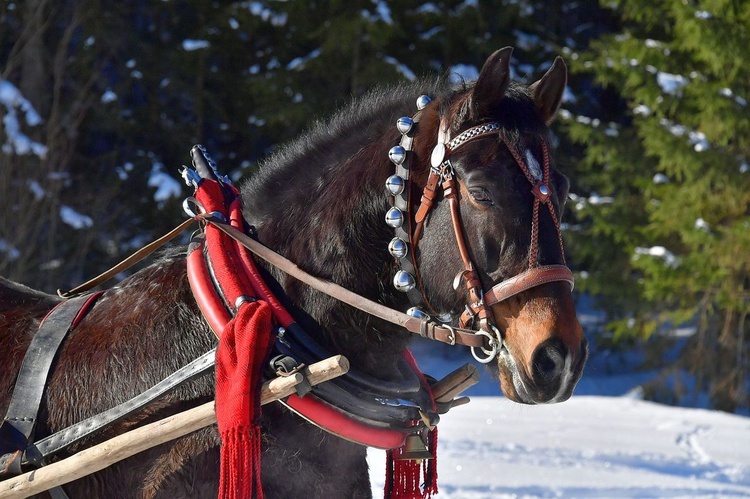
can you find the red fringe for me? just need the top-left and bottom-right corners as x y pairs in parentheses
(384, 428), (438, 499)
(219, 426), (263, 499)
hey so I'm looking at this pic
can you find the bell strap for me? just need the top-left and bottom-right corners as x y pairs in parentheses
(484, 265), (574, 306)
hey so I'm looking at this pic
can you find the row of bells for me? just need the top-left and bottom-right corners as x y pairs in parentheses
(385, 95), (432, 302)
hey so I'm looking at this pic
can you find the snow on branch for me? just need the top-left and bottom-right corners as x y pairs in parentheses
(0, 78), (48, 158)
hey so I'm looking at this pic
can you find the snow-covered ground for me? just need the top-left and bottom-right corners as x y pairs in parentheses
(367, 396), (750, 498)
(364, 329), (750, 498)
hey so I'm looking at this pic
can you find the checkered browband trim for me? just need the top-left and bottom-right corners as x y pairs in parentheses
(446, 122), (501, 152)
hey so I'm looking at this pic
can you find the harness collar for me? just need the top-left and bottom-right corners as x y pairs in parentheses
(184, 146), (439, 450)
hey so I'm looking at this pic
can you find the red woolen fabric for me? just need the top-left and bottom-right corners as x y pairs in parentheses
(215, 300), (274, 499)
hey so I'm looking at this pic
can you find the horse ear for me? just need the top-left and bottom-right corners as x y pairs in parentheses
(470, 47), (513, 120)
(529, 56), (567, 125)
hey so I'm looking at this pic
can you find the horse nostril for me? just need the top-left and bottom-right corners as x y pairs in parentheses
(531, 338), (567, 384)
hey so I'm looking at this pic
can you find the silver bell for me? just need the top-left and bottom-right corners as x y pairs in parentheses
(385, 207), (404, 228)
(385, 175), (405, 196)
(397, 116), (414, 134)
(406, 307), (429, 320)
(393, 270), (416, 292)
(388, 145), (406, 165)
(416, 95), (432, 110)
(388, 237), (408, 258)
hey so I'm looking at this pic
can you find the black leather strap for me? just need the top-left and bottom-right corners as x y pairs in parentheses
(0, 294), (94, 477)
(24, 347), (217, 466)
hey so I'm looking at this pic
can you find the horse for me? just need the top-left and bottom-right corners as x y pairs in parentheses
(0, 47), (587, 498)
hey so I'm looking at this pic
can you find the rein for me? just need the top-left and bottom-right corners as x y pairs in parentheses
(385, 96), (575, 363)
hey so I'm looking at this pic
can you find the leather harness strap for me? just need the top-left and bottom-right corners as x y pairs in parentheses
(23, 348), (216, 467)
(206, 218), (485, 349)
(0, 292), (102, 477)
(484, 265), (574, 306)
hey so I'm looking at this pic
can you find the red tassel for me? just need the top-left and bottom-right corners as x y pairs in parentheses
(218, 426), (263, 499)
(423, 428), (438, 496)
(384, 428), (438, 499)
(215, 301), (274, 499)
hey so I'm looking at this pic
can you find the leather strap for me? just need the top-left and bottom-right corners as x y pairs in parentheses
(484, 265), (574, 306)
(58, 217), (198, 298)
(0, 293), (101, 477)
(206, 217), (486, 349)
(23, 348), (216, 466)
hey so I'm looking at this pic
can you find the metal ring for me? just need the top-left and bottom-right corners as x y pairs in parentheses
(481, 325), (503, 355)
(470, 329), (500, 364)
(182, 196), (206, 218)
(235, 295), (256, 309)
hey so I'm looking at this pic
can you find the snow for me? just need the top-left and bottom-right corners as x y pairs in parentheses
(362, 2), (393, 24)
(694, 218), (710, 232)
(0, 78), (48, 158)
(383, 56), (416, 81)
(367, 396), (750, 498)
(148, 161), (182, 202)
(0, 238), (20, 260)
(657, 72), (688, 95)
(653, 173), (669, 184)
(634, 246), (680, 268)
(247, 2), (287, 26)
(286, 49), (322, 71)
(182, 39), (210, 51)
(59, 205), (94, 230)
(27, 179), (45, 200)
(449, 64), (479, 84)
(101, 89), (117, 104)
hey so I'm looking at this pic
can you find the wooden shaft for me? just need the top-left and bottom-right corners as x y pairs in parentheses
(430, 363), (480, 403)
(0, 355), (349, 498)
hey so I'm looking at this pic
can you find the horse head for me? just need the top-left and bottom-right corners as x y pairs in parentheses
(404, 47), (586, 404)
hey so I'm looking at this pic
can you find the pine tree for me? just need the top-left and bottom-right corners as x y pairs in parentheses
(562, 0), (750, 412)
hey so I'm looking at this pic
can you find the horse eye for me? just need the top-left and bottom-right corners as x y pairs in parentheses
(469, 188), (493, 205)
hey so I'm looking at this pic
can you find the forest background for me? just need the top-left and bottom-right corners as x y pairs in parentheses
(1, 0), (748, 413)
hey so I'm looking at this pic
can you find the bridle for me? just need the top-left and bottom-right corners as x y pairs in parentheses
(386, 95), (575, 363)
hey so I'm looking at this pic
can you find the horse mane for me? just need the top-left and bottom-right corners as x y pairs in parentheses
(0, 275), (59, 323)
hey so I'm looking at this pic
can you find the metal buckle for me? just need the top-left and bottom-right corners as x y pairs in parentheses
(444, 325), (456, 346)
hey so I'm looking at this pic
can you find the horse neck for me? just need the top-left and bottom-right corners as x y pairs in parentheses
(244, 129), (415, 378)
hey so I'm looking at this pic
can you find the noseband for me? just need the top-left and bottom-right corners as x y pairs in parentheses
(386, 96), (574, 362)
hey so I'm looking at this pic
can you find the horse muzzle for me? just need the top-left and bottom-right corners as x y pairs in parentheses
(500, 336), (588, 404)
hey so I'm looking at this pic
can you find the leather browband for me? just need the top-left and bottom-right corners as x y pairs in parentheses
(484, 265), (574, 306)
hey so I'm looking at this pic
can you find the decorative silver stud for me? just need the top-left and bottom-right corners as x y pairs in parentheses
(397, 116), (414, 134)
(407, 307), (430, 320)
(388, 145), (406, 165)
(385, 175), (405, 196)
(430, 143), (446, 168)
(385, 207), (404, 228)
(416, 95), (432, 110)
(388, 237), (408, 258)
(394, 270), (416, 292)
